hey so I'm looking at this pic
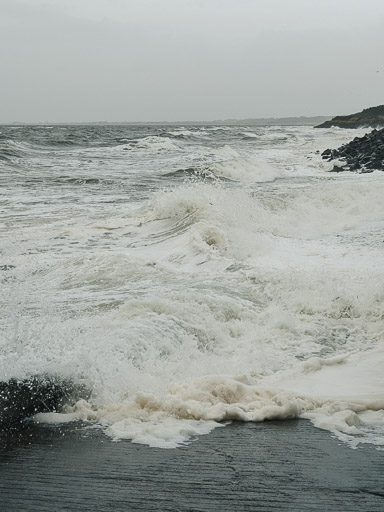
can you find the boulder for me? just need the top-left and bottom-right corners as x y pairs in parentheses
(321, 128), (384, 173)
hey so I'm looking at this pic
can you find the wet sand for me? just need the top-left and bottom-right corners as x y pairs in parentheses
(1, 420), (383, 511)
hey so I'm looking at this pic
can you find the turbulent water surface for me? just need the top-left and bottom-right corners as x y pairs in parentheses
(1, 124), (383, 448)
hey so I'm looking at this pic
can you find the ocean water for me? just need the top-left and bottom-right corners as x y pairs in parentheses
(1, 124), (383, 449)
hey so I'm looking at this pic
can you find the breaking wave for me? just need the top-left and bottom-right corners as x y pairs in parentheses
(1, 124), (384, 450)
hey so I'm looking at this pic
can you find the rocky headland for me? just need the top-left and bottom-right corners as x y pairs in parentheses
(321, 128), (384, 173)
(316, 105), (384, 129)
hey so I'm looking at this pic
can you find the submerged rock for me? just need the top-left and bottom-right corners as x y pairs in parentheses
(321, 128), (384, 173)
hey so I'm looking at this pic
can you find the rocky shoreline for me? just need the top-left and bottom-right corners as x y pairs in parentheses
(321, 127), (384, 173)
(316, 105), (384, 129)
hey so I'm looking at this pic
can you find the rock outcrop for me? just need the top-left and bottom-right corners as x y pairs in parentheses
(316, 105), (384, 129)
(0, 376), (88, 429)
(321, 128), (384, 173)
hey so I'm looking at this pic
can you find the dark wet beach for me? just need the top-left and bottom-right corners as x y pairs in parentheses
(1, 420), (383, 511)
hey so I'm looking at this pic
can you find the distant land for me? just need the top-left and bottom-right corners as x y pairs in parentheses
(316, 105), (384, 129)
(208, 116), (332, 126)
(3, 116), (331, 127)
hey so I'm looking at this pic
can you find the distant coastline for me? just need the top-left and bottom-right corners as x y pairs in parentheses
(316, 105), (384, 129)
(1, 116), (331, 127)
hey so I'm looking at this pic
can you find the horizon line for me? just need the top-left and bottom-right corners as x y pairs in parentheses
(0, 115), (332, 126)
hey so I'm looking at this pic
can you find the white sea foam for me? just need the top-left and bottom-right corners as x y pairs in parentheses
(241, 131), (259, 138)
(209, 157), (281, 182)
(211, 144), (240, 158)
(168, 129), (195, 137)
(206, 126), (232, 131)
(2, 125), (383, 450)
(35, 347), (384, 448)
(117, 136), (179, 152)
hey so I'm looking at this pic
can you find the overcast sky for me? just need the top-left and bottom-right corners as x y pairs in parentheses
(1, 0), (383, 122)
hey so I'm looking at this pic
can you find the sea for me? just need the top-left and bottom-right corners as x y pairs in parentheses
(1, 124), (383, 449)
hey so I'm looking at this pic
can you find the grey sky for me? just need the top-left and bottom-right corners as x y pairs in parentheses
(1, 0), (383, 122)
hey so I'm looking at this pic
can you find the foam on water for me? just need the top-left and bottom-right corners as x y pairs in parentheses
(36, 348), (384, 448)
(120, 135), (179, 152)
(208, 157), (281, 182)
(1, 124), (383, 449)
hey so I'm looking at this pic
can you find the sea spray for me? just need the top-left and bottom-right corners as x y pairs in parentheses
(1, 124), (383, 448)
